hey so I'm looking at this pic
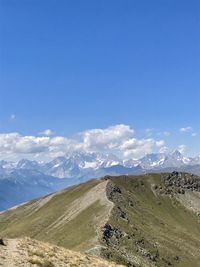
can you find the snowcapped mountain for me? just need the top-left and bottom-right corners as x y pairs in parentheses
(64, 151), (120, 169)
(1, 150), (200, 210)
(1, 150), (200, 180)
(43, 156), (83, 179)
(16, 159), (41, 170)
(127, 150), (200, 170)
(137, 153), (166, 169)
(137, 150), (188, 169)
(41, 152), (121, 178)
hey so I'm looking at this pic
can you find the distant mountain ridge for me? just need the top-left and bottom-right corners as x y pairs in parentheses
(1, 150), (200, 179)
(1, 150), (200, 211)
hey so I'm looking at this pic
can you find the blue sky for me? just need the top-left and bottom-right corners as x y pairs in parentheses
(0, 0), (200, 160)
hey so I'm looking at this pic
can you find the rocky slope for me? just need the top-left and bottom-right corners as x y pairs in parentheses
(0, 172), (200, 266)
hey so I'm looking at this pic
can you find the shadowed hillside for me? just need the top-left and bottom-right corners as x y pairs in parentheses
(0, 172), (200, 266)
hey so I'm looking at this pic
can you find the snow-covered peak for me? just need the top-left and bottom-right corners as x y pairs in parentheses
(135, 150), (191, 170)
(17, 159), (40, 170)
(1, 150), (200, 179)
(138, 153), (167, 169)
(171, 150), (183, 159)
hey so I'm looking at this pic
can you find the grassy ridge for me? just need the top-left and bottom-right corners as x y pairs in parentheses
(103, 174), (200, 266)
(0, 178), (105, 250)
(0, 173), (200, 266)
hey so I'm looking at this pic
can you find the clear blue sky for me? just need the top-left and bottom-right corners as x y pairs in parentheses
(0, 0), (200, 157)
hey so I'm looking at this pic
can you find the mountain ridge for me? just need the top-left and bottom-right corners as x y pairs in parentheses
(1, 150), (200, 211)
(1, 150), (200, 180)
(1, 172), (200, 266)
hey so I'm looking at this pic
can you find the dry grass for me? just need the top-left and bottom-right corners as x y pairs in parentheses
(28, 255), (54, 266)
(20, 237), (123, 267)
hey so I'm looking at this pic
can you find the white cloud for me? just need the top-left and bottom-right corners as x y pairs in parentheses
(10, 114), (16, 121)
(179, 126), (197, 137)
(163, 131), (170, 136)
(81, 124), (134, 151)
(146, 129), (171, 138)
(179, 126), (193, 133)
(159, 146), (169, 153)
(145, 128), (153, 137)
(155, 140), (165, 147)
(0, 124), (167, 161)
(0, 133), (49, 156)
(39, 129), (54, 136)
(178, 145), (187, 154)
(120, 138), (165, 158)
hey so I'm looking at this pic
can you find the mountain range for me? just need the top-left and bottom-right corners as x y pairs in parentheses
(1, 150), (200, 178)
(1, 150), (200, 210)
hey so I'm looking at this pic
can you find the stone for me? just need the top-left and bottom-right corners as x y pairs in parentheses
(0, 238), (6, 246)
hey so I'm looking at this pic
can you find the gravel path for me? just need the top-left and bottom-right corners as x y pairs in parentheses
(0, 239), (26, 267)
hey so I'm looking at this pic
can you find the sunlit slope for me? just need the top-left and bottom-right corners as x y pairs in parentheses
(0, 178), (113, 251)
(0, 237), (123, 267)
(103, 173), (200, 266)
(0, 173), (200, 267)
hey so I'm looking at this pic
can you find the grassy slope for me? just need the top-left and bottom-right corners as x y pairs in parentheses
(0, 173), (200, 266)
(0, 178), (106, 251)
(104, 174), (200, 267)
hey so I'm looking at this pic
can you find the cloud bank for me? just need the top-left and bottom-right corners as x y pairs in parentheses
(0, 124), (166, 161)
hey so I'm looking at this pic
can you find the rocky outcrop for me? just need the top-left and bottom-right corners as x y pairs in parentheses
(156, 172), (200, 195)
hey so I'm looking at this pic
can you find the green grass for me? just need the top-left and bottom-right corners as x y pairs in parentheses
(0, 173), (200, 266)
(105, 174), (200, 266)
(0, 178), (103, 250)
